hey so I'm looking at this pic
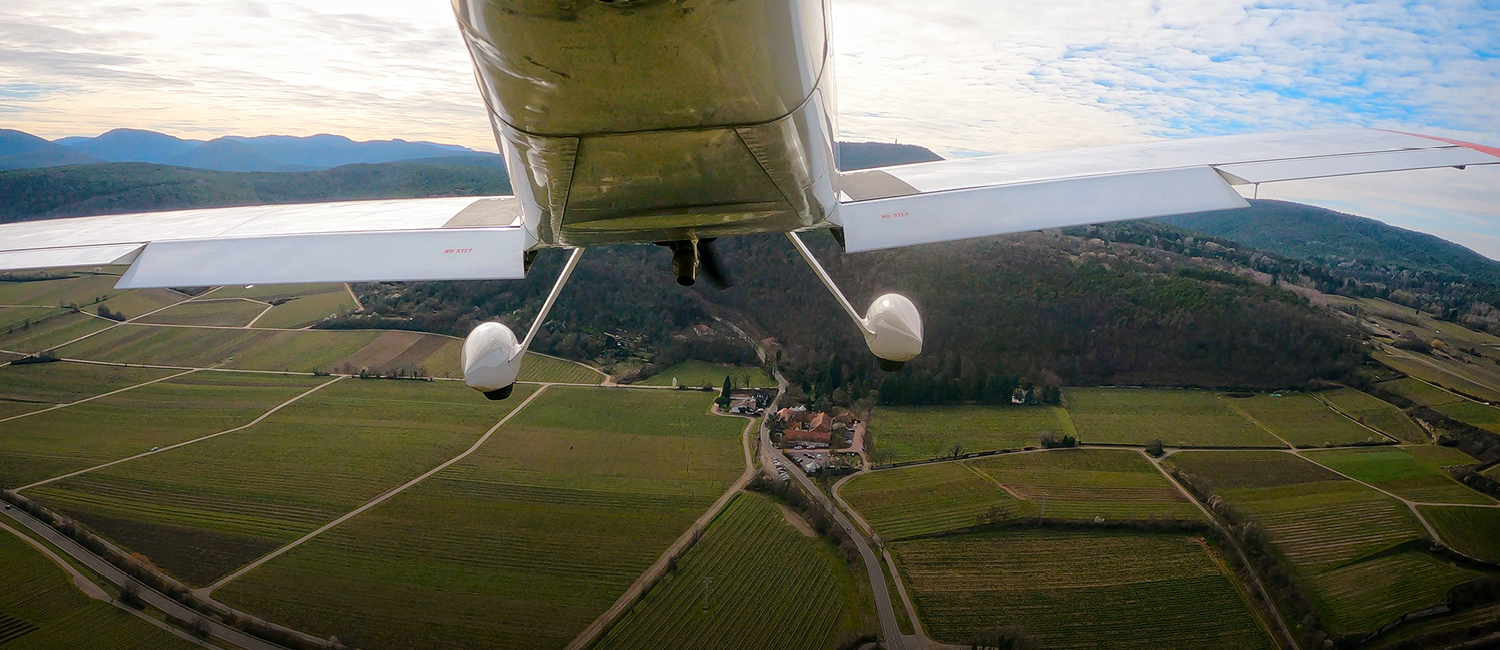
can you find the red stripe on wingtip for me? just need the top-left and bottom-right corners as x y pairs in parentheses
(1381, 129), (1500, 159)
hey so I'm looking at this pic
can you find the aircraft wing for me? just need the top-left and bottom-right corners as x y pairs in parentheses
(0, 196), (529, 288)
(836, 129), (1500, 253)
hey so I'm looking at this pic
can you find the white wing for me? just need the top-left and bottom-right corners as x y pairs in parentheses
(0, 196), (530, 288)
(836, 129), (1500, 252)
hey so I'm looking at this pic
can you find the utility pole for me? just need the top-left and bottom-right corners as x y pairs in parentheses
(701, 576), (713, 612)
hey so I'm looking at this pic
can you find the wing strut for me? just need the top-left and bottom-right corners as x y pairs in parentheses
(462, 247), (585, 400)
(786, 232), (924, 371)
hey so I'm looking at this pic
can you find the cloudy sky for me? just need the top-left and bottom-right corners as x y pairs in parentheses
(2, 0), (1498, 255)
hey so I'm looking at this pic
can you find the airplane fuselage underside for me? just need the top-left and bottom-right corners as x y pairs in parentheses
(452, 0), (841, 248)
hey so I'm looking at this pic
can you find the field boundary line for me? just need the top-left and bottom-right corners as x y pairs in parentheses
(201, 383), (553, 594)
(244, 303), (276, 328)
(31, 285), (206, 353)
(1144, 450), (1301, 650)
(0, 519), (229, 650)
(17, 375), (345, 491)
(564, 412), (758, 650)
(1216, 395), (1295, 448)
(0, 367), (199, 425)
(1285, 450), (1458, 543)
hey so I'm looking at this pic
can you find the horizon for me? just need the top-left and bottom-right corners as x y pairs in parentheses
(1, 0), (1497, 256)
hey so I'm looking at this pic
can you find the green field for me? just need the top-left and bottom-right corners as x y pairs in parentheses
(212, 283), (342, 300)
(251, 290), (357, 329)
(0, 273), (123, 307)
(28, 379), (524, 585)
(0, 371), (328, 488)
(136, 299), (267, 327)
(1063, 388), (1283, 447)
(841, 462), (1023, 540)
(637, 360), (773, 388)
(1231, 393), (1389, 447)
(1376, 377), (1463, 406)
(1375, 350), (1500, 403)
(595, 493), (866, 650)
(892, 530), (1272, 649)
(58, 324), (380, 372)
(967, 449), (1202, 521)
(1164, 451), (1481, 635)
(1317, 388), (1427, 443)
(1434, 400), (1500, 434)
(0, 362), (174, 411)
(867, 405), (1071, 462)
(0, 306), (67, 331)
(1304, 551), (1485, 634)
(215, 387), (747, 650)
(1303, 448), (1494, 505)
(1166, 451), (1424, 571)
(0, 312), (114, 353)
(0, 527), (201, 650)
(519, 352), (604, 384)
(1418, 506), (1500, 562)
(1403, 444), (1480, 468)
(93, 289), (183, 320)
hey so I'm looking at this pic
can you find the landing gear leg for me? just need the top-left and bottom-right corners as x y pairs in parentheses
(785, 232), (923, 370)
(463, 247), (585, 399)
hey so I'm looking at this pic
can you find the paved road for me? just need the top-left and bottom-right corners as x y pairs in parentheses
(759, 373), (909, 650)
(2, 503), (286, 650)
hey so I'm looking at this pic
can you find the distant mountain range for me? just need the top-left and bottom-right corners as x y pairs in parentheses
(0, 128), (503, 172)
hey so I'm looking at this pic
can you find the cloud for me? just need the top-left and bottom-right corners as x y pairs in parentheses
(0, 0), (1496, 257)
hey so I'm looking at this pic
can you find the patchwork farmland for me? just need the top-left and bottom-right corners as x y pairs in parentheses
(1165, 451), (1493, 636)
(892, 530), (1273, 649)
(0, 526), (200, 650)
(213, 387), (750, 650)
(7, 269), (1500, 650)
(28, 379), (526, 585)
(1062, 388), (1284, 447)
(866, 404), (1072, 462)
(594, 493), (866, 650)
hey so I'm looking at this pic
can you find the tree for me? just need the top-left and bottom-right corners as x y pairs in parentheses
(1146, 439), (1165, 457)
(716, 375), (733, 407)
(949, 441), (965, 458)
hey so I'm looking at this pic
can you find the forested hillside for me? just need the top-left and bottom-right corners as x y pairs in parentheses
(0, 161), (512, 223)
(1162, 201), (1500, 333)
(0, 141), (1429, 405)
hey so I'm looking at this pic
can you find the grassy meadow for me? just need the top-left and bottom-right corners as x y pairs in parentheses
(867, 405), (1071, 462)
(250, 289), (357, 328)
(136, 299), (266, 327)
(214, 387), (747, 650)
(27, 379), (523, 585)
(1063, 388), (1284, 447)
(1230, 393), (1389, 447)
(1316, 388), (1427, 443)
(1418, 506), (1500, 563)
(0, 273), (124, 307)
(0, 312), (114, 353)
(1375, 378), (1463, 406)
(1433, 401), (1500, 434)
(892, 529), (1272, 649)
(0, 528), (201, 650)
(966, 449), (1201, 521)
(595, 493), (869, 650)
(637, 360), (773, 388)
(1303, 448), (1493, 505)
(0, 362), (175, 415)
(841, 462), (1023, 540)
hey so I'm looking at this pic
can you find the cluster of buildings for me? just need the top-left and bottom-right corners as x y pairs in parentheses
(775, 405), (855, 449)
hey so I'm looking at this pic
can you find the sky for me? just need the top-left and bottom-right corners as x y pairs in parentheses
(2, 0), (1498, 255)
